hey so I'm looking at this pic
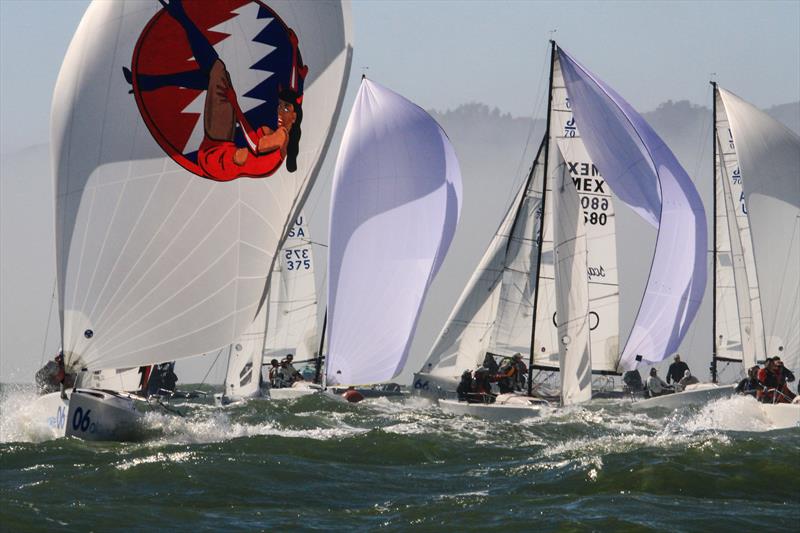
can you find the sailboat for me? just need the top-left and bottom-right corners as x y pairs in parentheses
(632, 83), (800, 421)
(701, 83), (798, 428)
(421, 41), (707, 419)
(215, 213), (321, 404)
(33, 0), (352, 440)
(323, 77), (462, 396)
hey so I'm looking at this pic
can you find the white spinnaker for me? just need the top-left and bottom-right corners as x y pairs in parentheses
(418, 142), (545, 383)
(552, 150), (592, 405)
(52, 1), (352, 371)
(558, 47), (707, 370)
(263, 213), (319, 361)
(719, 87), (800, 370)
(550, 56), (620, 374)
(326, 79), (462, 386)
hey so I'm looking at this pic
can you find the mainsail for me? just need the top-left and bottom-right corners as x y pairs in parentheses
(326, 78), (462, 386)
(713, 86), (764, 369)
(557, 47), (707, 370)
(52, 0), (351, 372)
(716, 87), (800, 372)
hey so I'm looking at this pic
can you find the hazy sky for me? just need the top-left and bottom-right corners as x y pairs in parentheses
(1, 0), (798, 383)
(1, 0), (799, 154)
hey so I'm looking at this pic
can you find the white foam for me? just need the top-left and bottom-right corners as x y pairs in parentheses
(114, 451), (195, 471)
(0, 385), (64, 443)
(683, 395), (777, 432)
(140, 409), (369, 445)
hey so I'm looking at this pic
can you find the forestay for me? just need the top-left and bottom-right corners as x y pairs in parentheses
(326, 79), (462, 386)
(718, 88), (800, 371)
(557, 47), (707, 370)
(52, 0), (352, 372)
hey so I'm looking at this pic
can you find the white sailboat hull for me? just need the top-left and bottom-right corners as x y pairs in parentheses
(411, 372), (458, 399)
(439, 394), (549, 421)
(213, 389), (265, 406)
(31, 392), (71, 439)
(32, 389), (144, 441)
(268, 382), (322, 400)
(65, 389), (143, 441)
(631, 383), (735, 410)
(760, 402), (800, 430)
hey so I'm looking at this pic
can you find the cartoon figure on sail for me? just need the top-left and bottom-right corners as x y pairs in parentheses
(32, 0), (352, 440)
(126, 0), (307, 180)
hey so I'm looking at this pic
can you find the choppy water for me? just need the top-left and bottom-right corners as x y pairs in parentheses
(1, 384), (798, 531)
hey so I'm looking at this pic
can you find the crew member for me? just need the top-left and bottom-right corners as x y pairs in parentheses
(623, 369), (644, 393)
(456, 370), (473, 401)
(646, 368), (673, 397)
(283, 354), (303, 383)
(758, 357), (796, 403)
(666, 354), (690, 385)
(268, 359), (281, 387)
(735, 366), (761, 397)
(676, 370), (699, 392)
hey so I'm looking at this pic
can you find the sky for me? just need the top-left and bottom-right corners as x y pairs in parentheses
(2, 0), (799, 155)
(1, 0), (799, 383)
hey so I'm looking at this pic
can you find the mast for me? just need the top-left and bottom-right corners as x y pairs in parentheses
(527, 40), (557, 396)
(710, 81), (718, 384)
(313, 308), (327, 384)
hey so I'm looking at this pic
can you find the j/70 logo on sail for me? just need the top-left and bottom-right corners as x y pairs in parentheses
(127, 0), (308, 182)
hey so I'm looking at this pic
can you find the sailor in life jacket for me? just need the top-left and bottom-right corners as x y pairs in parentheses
(127, 0), (307, 181)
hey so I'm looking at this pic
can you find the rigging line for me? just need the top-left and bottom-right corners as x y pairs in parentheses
(506, 43), (552, 209)
(286, 238), (327, 248)
(690, 85), (713, 182)
(39, 277), (58, 366)
(198, 347), (225, 388)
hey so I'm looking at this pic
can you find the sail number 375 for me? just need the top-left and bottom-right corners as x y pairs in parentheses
(285, 248), (311, 270)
